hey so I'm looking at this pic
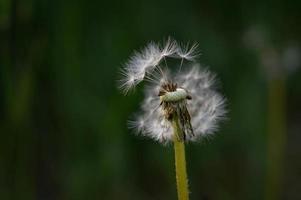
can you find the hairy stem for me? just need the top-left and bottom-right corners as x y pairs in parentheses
(172, 115), (189, 200)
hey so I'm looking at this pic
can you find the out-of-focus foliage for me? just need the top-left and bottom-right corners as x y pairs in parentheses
(0, 0), (301, 200)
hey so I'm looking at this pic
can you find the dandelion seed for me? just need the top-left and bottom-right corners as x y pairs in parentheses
(176, 42), (200, 61)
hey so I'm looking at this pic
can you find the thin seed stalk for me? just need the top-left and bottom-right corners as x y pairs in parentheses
(172, 114), (189, 200)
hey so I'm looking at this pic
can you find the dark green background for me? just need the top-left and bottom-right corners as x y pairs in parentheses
(1, 0), (301, 199)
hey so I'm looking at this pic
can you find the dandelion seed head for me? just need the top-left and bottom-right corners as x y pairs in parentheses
(120, 38), (226, 143)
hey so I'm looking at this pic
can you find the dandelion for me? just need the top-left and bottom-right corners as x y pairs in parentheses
(119, 38), (226, 200)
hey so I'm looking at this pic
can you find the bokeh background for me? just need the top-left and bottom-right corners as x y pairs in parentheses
(1, 0), (301, 199)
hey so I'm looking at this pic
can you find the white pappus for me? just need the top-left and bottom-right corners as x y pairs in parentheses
(119, 38), (226, 144)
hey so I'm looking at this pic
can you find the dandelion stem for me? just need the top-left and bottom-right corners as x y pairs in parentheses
(265, 77), (286, 200)
(172, 115), (189, 200)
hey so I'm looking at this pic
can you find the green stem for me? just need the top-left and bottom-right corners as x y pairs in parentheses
(265, 77), (286, 200)
(172, 115), (189, 200)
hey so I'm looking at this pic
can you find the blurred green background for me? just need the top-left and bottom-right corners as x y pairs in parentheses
(1, 0), (301, 199)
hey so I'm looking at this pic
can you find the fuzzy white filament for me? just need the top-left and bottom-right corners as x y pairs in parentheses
(119, 38), (198, 94)
(120, 38), (226, 143)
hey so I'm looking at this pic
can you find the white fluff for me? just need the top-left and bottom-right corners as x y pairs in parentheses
(119, 38), (198, 94)
(120, 39), (226, 144)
